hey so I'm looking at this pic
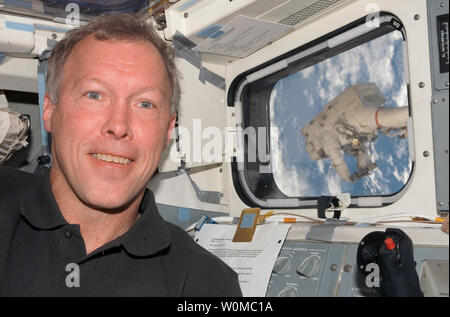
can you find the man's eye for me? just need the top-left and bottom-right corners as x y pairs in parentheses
(139, 101), (154, 109)
(86, 92), (101, 100)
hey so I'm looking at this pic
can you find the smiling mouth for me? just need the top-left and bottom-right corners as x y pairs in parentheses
(91, 153), (132, 165)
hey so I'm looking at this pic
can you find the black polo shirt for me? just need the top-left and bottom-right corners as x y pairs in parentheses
(0, 167), (242, 297)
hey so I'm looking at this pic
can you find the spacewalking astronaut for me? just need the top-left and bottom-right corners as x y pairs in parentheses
(301, 83), (409, 182)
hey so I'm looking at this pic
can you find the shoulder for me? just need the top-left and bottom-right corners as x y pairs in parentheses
(0, 166), (34, 196)
(165, 222), (242, 297)
(164, 222), (221, 265)
(0, 167), (36, 233)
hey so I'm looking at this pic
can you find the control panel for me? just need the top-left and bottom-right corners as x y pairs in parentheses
(266, 241), (346, 297)
(267, 240), (449, 297)
(158, 206), (448, 297)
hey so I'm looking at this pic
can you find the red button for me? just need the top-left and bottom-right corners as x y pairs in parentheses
(384, 237), (396, 250)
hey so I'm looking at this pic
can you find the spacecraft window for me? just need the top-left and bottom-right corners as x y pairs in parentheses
(233, 14), (413, 208)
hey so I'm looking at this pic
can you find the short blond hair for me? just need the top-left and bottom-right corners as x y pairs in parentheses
(46, 13), (180, 113)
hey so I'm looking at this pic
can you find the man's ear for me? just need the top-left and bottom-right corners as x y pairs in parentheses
(43, 94), (55, 133)
(165, 111), (177, 149)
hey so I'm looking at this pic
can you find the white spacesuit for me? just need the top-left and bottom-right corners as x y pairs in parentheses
(0, 94), (30, 164)
(301, 83), (409, 182)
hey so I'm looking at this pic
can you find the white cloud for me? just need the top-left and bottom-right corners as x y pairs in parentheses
(272, 161), (312, 197)
(392, 166), (402, 184)
(393, 83), (408, 107)
(394, 139), (408, 160)
(392, 164), (410, 185)
(325, 172), (342, 195)
(317, 160), (325, 173)
(302, 89), (315, 109)
(301, 65), (314, 79)
(269, 87), (278, 122)
(314, 32), (400, 103)
(386, 154), (394, 165)
(363, 166), (389, 195)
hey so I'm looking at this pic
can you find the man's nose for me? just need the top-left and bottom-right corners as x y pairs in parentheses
(101, 101), (133, 140)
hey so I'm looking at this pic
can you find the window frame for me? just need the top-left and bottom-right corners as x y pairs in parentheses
(229, 13), (414, 209)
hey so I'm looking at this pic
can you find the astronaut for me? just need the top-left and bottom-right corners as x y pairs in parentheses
(301, 83), (409, 182)
(0, 93), (30, 164)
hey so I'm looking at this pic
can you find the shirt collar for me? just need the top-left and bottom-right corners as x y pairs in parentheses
(20, 169), (67, 229)
(120, 189), (172, 257)
(20, 170), (172, 257)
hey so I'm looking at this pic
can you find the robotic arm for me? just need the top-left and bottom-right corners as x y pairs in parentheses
(350, 105), (409, 135)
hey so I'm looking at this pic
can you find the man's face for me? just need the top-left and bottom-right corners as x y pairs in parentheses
(43, 35), (176, 210)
